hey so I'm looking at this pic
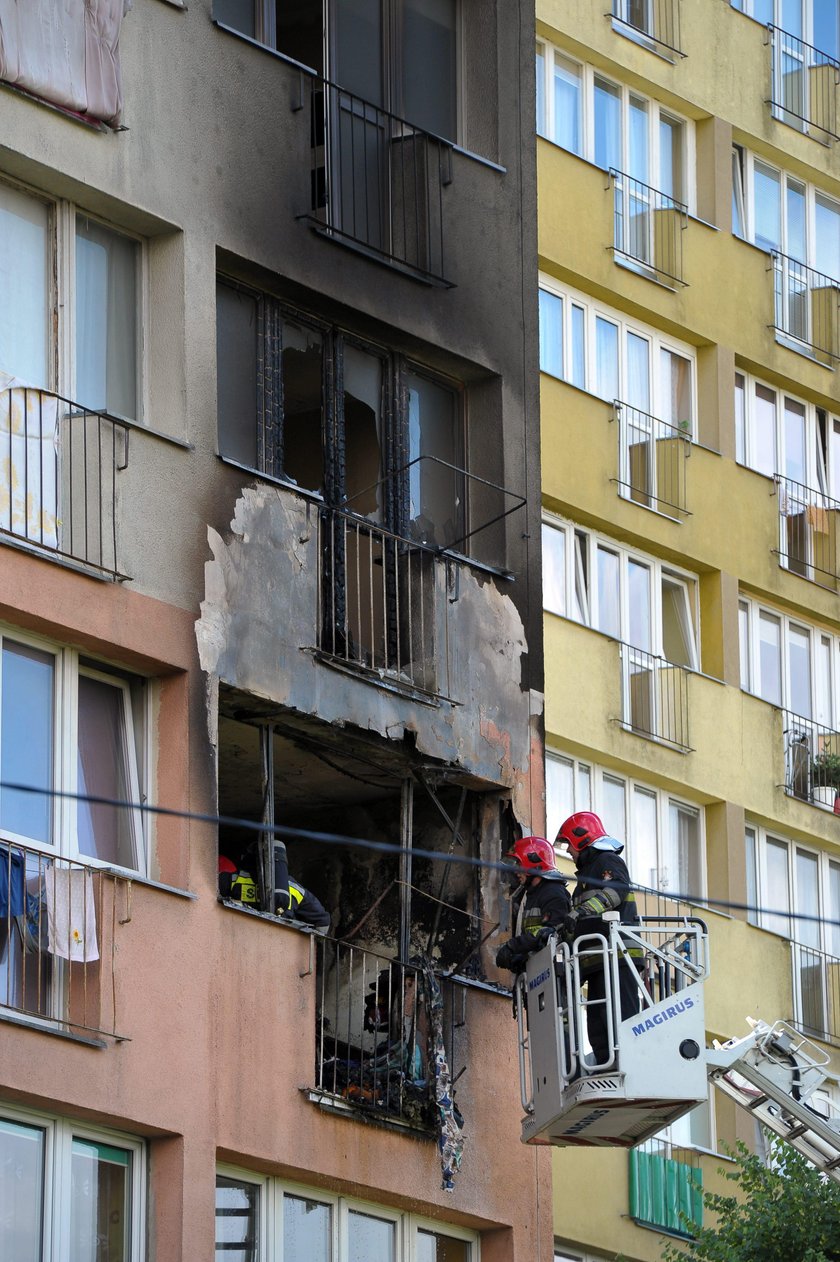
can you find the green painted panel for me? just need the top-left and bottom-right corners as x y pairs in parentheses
(628, 1149), (703, 1236)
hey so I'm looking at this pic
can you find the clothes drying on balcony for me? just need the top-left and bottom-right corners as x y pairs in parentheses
(45, 866), (99, 962)
(0, 844), (25, 917)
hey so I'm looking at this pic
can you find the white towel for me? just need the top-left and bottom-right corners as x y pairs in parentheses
(46, 868), (99, 963)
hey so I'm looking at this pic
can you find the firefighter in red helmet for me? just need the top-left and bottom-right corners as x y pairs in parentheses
(494, 836), (571, 974)
(556, 812), (641, 1066)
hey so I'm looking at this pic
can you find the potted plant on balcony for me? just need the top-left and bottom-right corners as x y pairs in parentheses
(810, 751), (840, 811)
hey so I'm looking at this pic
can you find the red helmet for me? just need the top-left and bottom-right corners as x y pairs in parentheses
(556, 812), (607, 859)
(506, 835), (557, 874)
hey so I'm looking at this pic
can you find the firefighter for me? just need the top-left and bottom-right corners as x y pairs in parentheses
(494, 836), (571, 974)
(556, 811), (642, 1067)
(218, 856), (330, 932)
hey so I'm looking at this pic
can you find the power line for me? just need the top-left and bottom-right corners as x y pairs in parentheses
(2, 779), (839, 932)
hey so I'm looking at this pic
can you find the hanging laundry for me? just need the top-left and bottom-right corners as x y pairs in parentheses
(0, 845), (25, 918)
(46, 868), (99, 962)
(419, 958), (465, 1192)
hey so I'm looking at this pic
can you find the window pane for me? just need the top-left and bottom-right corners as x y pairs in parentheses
(406, 369), (463, 548)
(732, 146), (745, 239)
(281, 316), (324, 494)
(788, 623), (812, 717)
(71, 1138), (131, 1262)
(276, 0), (323, 71)
(667, 802), (700, 897)
(631, 786), (658, 889)
(75, 217), (138, 420)
(628, 560), (651, 651)
(77, 675), (138, 869)
(597, 547), (620, 638)
(626, 332), (651, 412)
(542, 523), (566, 616)
(284, 1193), (331, 1262)
(1, 641), (53, 843)
(553, 54), (581, 154)
(214, 0), (256, 38)
(735, 372), (746, 464)
(216, 283), (258, 469)
(753, 162), (781, 253)
(536, 43), (546, 135)
(739, 600), (751, 691)
(602, 774), (626, 842)
(546, 753), (574, 847)
(216, 1176), (258, 1262)
(795, 849), (820, 949)
(593, 77), (621, 171)
(570, 305), (585, 388)
(539, 289), (564, 378)
(402, 0), (457, 140)
(334, 0), (383, 106)
(595, 317), (619, 401)
(348, 1211), (395, 1262)
(660, 348), (691, 431)
(0, 1118), (44, 1262)
(745, 826), (759, 926)
(758, 611), (783, 706)
(829, 861), (840, 956)
(781, 0), (803, 36)
(785, 179), (806, 263)
(815, 0), (840, 61)
(417, 1230), (470, 1262)
(577, 763), (592, 809)
(766, 837), (791, 937)
(815, 192), (840, 281)
(659, 115), (683, 202)
(661, 576), (696, 668)
(573, 529), (590, 624)
(0, 183), (50, 387)
(753, 383), (777, 477)
(628, 94), (649, 184)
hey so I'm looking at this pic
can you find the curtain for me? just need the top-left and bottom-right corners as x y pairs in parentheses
(0, 1), (131, 126)
(0, 369), (58, 550)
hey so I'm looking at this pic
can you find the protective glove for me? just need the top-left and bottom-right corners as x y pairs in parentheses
(562, 907), (582, 939)
(536, 924), (556, 946)
(495, 941), (519, 971)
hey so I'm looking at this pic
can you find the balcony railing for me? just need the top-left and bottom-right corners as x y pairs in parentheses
(311, 937), (462, 1134)
(610, 171), (688, 286)
(619, 643), (691, 751)
(629, 1136), (702, 1235)
(297, 74), (453, 286)
(614, 402), (690, 518)
(0, 383), (129, 579)
(782, 709), (840, 810)
(772, 252), (840, 364)
(774, 475), (840, 589)
(769, 26), (840, 143)
(0, 841), (129, 1042)
(792, 942), (840, 1048)
(611, 0), (685, 59)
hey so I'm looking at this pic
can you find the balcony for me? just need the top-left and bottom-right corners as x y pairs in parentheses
(618, 643), (691, 752)
(629, 1136), (702, 1236)
(792, 942), (840, 1048)
(769, 25), (840, 143)
(611, 0), (685, 59)
(614, 402), (690, 519)
(310, 937), (463, 1135)
(0, 841), (128, 1043)
(610, 171), (688, 287)
(297, 74), (453, 286)
(0, 381), (130, 579)
(774, 475), (840, 590)
(772, 252), (840, 364)
(782, 709), (840, 810)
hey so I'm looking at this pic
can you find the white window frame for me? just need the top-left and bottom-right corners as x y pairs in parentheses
(538, 277), (697, 436)
(745, 822), (840, 948)
(735, 368), (840, 493)
(0, 173), (146, 422)
(0, 1102), (146, 1262)
(739, 594), (840, 724)
(534, 43), (695, 209)
(215, 1169), (480, 1261)
(0, 622), (149, 874)
(734, 147), (840, 279)
(545, 748), (706, 899)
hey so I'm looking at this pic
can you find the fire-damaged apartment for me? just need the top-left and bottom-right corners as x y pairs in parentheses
(0, 2), (546, 1259)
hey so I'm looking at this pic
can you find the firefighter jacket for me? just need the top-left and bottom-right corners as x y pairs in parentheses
(506, 876), (572, 960)
(283, 880), (331, 930)
(571, 846), (642, 969)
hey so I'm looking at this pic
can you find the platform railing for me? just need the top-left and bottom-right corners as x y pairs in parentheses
(610, 170), (688, 286)
(614, 401), (690, 518)
(619, 642), (692, 751)
(781, 708), (840, 809)
(774, 474), (840, 588)
(769, 25), (840, 142)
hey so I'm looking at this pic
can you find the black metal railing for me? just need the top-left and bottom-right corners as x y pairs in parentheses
(312, 937), (462, 1132)
(614, 402), (690, 518)
(774, 475), (840, 588)
(792, 942), (840, 1048)
(611, 0), (684, 58)
(610, 171), (688, 286)
(772, 252), (840, 363)
(619, 642), (691, 751)
(782, 709), (840, 808)
(769, 26), (840, 142)
(0, 840), (129, 1041)
(0, 384), (129, 578)
(297, 74), (453, 285)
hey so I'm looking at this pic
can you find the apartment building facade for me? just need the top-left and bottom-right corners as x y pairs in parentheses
(0, 2), (548, 1259)
(536, 1), (840, 1258)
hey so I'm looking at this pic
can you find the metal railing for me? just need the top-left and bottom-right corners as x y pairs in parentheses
(629, 1135), (702, 1235)
(298, 74), (453, 285)
(782, 709), (840, 808)
(619, 642), (691, 751)
(610, 171), (688, 286)
(0, 840), (130, 1041)
(312, 937), (462, 1132)
(0, 384), (129, 578)
(769, 26), (840, 142)
(611, 0), (684, 58)
(614, 402), (690, 518)
(772, 252), (840, 363)
(792, 942), (840, 1048)
(774, 475), (840, 588)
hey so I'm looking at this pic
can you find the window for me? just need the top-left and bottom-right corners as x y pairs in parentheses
(214, 0), (458, 141)
(735, 369), (840, 491)
(534, 46), (692, 203)
(542, 516), (700, 667)
(733, 147), (840, 279)
(214, 1172), (478, 1260)
(546, 750), (704, 898)
(730, 1), (840, 60)
(0, 628), (147, 871)
(0, 1106), (145, 1262)
(739, 595), (840, 720)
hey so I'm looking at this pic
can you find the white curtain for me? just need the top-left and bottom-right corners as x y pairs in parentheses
(0, 0), (131, 126)
(0, 369), (59, 549)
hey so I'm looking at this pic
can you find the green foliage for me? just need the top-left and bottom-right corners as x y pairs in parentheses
(661, 1137), (840, 1262)
(811, 752), (840, 792)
